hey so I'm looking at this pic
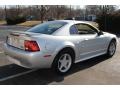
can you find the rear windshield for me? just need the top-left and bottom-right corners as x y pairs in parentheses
(27, 21), (67, 34)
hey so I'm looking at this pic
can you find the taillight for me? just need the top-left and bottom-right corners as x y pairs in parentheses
(24, 40), (40, 52)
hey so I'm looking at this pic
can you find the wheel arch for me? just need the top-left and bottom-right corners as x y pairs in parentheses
(106, 37), (117, 57)
(53, 41), (76, 60)
(51, 45), (76, 68)
(111, 38), (116, 42)
(57, 46), (76, 60)
(107, 37), (117, 50)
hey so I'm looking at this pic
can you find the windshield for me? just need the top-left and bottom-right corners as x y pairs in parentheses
(27, 21), (67, 34)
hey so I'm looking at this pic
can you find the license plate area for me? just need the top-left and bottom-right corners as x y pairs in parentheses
(7, 32), (29, 50)
(7, 36), (19, 47)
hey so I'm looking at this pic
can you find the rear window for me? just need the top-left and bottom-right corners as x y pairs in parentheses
(27, 21), (67, 34)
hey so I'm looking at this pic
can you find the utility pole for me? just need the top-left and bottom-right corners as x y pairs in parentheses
(69, 5), (72, 17)
(40, 5), (44, 23)
(56, 5), (59, 19)
(4, 5), (7, 19)
(102, 5), (107, 31)
(84, 8), (86, 21)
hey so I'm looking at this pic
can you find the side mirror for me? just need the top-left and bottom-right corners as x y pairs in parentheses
(98, 31), (103, 36)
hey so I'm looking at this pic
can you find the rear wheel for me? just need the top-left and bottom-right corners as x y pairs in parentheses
(52, 49), (74, 75)
(106, 40), (116, 57)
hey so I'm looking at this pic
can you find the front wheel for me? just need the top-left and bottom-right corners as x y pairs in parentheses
(52, 50), (74, 75)
(106, 40), (116, 57)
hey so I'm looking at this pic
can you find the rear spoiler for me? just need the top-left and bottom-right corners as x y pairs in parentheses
(10, 31), (31, 37)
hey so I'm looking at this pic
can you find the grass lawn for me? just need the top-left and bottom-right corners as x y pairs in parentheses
(86, 21), (99, 29)
(0, 21), (6, 25)
(17, 21), (41, 27)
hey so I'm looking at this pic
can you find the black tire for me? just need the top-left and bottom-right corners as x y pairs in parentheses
(52, 48), (74, 75)
(106, 39), (116, 57)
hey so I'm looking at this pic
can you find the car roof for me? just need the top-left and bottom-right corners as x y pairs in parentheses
(54, 20), (97, 25)
(53, 20), (99, 29)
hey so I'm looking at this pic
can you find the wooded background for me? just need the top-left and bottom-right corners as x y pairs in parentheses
(0, 5), (120, 33)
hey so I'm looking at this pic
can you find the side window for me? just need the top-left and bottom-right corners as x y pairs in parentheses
(75, 24), (97, 35)
(70, 25), (78, 34)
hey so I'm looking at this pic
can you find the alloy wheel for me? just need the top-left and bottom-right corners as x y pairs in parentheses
(58, 53), (72, 73)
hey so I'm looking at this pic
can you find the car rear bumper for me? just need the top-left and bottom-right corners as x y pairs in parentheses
(3, 43), (54, 69)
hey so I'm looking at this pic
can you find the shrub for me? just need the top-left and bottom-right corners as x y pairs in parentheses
(96, 13), (120, 34)
(6, 15), (26, 25)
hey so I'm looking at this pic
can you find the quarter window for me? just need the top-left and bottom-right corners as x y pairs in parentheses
(70, 25), (78, 34)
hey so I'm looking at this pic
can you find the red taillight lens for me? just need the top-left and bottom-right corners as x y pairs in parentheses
(24, 40), (40, 52)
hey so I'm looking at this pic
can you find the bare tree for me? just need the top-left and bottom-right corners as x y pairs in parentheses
(35, 5), (50, 22)
(0, 5), (118, 22)
(85, 5), (116, 15)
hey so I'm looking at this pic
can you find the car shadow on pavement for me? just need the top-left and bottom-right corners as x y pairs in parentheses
(0, 55), (109, 85)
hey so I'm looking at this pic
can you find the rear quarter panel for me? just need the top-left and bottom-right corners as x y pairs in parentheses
(40, 35), (84, 61)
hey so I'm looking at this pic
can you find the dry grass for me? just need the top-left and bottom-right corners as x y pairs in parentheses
(0, 21), (6, 25)
(17, 21), (41, 27)
(87, 21), (99, 28)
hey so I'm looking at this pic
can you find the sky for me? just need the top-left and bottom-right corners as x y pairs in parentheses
(0, 0), (120, 5)
(0, 5), (120, 10)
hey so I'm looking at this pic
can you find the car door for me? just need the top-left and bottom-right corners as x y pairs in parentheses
(74, 23), (107, 61)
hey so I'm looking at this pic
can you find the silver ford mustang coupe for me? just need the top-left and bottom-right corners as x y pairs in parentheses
(3, 20), (117, 74)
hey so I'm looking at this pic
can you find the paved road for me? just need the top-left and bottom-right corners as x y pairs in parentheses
(0, 25), (120, 85)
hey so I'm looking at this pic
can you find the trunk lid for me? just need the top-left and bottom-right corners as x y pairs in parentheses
(7, 31), (41, 50)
